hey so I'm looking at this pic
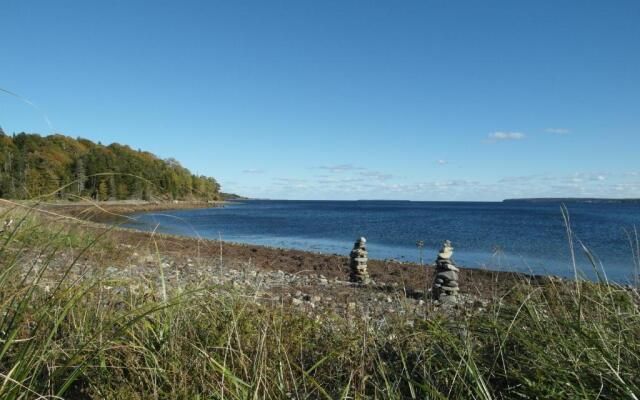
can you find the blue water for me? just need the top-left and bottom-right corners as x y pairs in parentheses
(122, 200), (640, 283)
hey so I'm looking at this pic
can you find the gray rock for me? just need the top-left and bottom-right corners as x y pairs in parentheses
(431, 240), (461, 301)
(349, 236), (370, 284)
(436, 270), (458, 282)
(440, 294), (458, 304)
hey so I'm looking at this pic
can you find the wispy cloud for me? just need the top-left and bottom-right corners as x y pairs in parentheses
(271, 177), (310, 189)
(274, 177), (307, 184)
(436, 159), (448, 165)
(544, 128), (570, 135)
(359, 171), (394, 181)
(487, 131), (526, 141)
(242, 168), (265, 174)
(237, 169), (640, 201)
(316, 164), (364, 173)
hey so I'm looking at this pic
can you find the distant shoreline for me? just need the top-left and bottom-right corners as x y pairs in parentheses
(503, 198), (640, 204)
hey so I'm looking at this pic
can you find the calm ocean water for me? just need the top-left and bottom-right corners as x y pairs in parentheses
(123, 200), (640, 283)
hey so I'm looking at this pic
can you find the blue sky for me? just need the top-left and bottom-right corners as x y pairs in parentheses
(1, 0), (639, 200)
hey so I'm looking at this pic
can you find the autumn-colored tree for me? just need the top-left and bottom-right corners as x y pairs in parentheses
(0, 132), (222, 201)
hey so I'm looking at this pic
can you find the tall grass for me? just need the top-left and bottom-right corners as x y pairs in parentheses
(0, 201), (638, 399)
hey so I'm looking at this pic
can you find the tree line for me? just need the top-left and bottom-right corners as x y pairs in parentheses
(0, 132), (221, 201)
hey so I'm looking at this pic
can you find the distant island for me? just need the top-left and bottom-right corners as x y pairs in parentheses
(504, 198), (640, 204)
(219, 192), (248, 201)
(0, 132), (239, 202)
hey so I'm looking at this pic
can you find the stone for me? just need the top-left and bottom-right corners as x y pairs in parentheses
(440, 294), (458, 303)
(431, 240), (461, 301)
(437, 240), (454, 259)
(106, 266), (119, 275)
(436, 270), (458, 282)
(441, 263), (460, 272)
(349, 237), (371, 284)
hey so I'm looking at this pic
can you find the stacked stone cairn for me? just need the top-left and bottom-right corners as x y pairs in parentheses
(431, 240), (460, 301)
(349, 237), (371, 284)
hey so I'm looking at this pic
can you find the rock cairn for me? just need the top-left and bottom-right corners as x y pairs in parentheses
(432, 240), (460, 301)
(349, 237), (371, 284)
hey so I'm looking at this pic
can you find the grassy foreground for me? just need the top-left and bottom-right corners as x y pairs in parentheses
(0, 204), (639, 399)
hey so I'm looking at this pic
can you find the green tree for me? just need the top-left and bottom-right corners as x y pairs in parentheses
(0, 132), (224, 201)
(98, 180), (109, 201)
(74, 158), (86, 196)
(116, 183), (129, 200)
(108, 175), (117, 200)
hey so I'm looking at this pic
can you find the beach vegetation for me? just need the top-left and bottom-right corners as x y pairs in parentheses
(0, 202), (637, 398)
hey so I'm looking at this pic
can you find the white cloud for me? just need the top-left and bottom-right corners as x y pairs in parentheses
(316, 164), (363, 173)
(544, 128), (570, 135)
(436, 159), (448, 165)
(359, 171), (394, 181)
(242, 168), (264, 174)
(235, 168), (640, 201)
(274, 177), (307, 184)
(487, 131), (526, 141)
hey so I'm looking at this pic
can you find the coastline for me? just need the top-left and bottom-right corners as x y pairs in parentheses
(2, 199), (638, 398)
(3, 199), (552, 300)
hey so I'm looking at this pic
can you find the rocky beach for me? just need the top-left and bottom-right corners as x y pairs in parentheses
(10, 200), (556, 318)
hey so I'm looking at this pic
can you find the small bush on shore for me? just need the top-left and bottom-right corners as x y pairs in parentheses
(0, 204), (638, 399)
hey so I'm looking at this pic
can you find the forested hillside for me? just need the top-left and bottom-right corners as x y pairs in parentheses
(0, 132), (221, 201)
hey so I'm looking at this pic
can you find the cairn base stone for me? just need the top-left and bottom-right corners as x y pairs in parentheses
(349, 237), (371, 284)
